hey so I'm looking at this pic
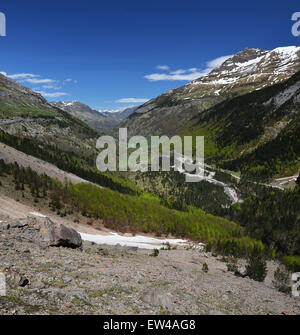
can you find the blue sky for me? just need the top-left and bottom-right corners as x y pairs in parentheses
(0, 0), (299, 110)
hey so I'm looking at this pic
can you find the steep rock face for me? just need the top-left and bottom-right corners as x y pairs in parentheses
(120, 46), (300, 137)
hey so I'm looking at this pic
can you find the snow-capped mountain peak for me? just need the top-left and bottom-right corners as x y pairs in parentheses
(120, 46), (300, 138)
(187, 46), (300, 90)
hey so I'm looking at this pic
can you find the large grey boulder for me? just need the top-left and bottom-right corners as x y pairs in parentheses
(0, 217), (82, 249)
(36, 217), (82, 248)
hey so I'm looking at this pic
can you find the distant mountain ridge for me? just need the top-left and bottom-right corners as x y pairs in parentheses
(101, 106), (137, 122)
(52, 101), (137, 133)
(51, 101), (117, 133)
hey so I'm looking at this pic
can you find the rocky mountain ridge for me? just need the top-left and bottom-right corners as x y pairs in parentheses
(52, 101), (137, 133)
(185, 69), (300, 178)
(101, 106), (137, 121)
(120, 46), (300, 137)
(0, 73), (100, 162)
(0, 73), (117, 191)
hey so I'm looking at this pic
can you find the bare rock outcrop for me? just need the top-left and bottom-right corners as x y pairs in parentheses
(0, 217), (82, 249)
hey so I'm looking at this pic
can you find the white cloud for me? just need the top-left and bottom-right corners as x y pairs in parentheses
(35, 91), (69, 98)
(116, 98), (150, 103)
(42, 84), (62, 90)
(206, 55), (233, 68)
(7, 73), (40, 80)
(156, 65), (169, 70)
(1, 71), (76, 87)
(1, 70), (74, 100)
(26, 78), (56, 84)
(145, 54), (233, 82)
(0, 72), (41, 80)
(170, 69), (187, 75)
(145, 71), (209, 81)
(63, 78), (78, 84)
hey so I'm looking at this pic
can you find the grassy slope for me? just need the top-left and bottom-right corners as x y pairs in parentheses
(70, 182), (240, 240)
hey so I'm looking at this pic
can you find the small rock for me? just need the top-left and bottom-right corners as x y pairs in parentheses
(191, 256), (200, 264)
(141, 289), (173, 311)
(127, 246), (138, 252)
(68, 290), (90, 302)
(63, 276), (73, 284)
(0, 222), (10, 230)
(1, 269), (29, 288)
(99, 249), (109, 256)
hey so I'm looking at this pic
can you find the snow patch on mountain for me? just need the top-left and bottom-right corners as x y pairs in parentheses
(79, 232), (188, 249)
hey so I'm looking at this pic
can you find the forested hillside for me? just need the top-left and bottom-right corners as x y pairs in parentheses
(0, 158), (261, 255)
(182, 70), (300, 179)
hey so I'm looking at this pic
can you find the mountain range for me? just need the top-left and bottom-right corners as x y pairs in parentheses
(1, 46), (300, 180)
(101, 106), (138, 122)
(51, 101), (136, 133)
(118, 46), (300, 179)
(1, 46), (300, 313)
(120, 46), (300, 138)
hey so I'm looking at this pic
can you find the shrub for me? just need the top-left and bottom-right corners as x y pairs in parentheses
(206, 237), (265, 259)
(202, 263), (208, 273)
(162, 242), (171, 250)
(273, 264), (291, 294)
(245, 247), (267, 282)
(226, 256), (242, 276)
(150, 249), (159, 257)
(283, 256), (300, 272)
